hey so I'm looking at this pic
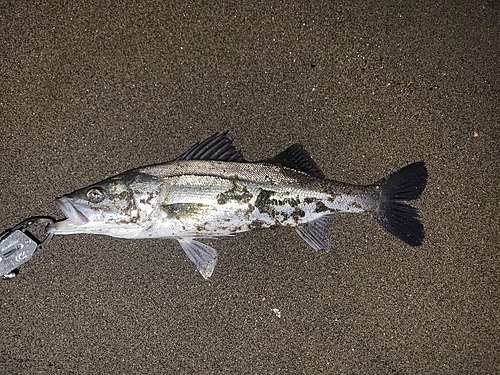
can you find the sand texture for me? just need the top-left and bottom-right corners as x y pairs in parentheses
(1, 1), (498, 373)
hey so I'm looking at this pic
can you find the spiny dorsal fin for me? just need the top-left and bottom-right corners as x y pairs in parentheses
(176, 131), (246, 162)
(264, 144), (325, 179)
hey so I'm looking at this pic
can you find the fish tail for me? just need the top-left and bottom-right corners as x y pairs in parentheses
(375, 162), (427, 246)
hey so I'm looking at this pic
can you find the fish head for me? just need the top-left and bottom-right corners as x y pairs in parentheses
(47, 173), (150, 238)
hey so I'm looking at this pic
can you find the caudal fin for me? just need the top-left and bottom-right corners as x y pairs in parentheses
(376, 162), (427, 246)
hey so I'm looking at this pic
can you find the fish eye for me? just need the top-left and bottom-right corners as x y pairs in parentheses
(86, 187), (105, 203)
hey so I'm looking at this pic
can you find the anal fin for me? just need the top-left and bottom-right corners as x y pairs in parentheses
(177, 238), (218, 279)
(295, 215), (332, 251)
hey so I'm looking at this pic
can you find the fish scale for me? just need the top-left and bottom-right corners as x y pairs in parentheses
(47, 132), (427, 279)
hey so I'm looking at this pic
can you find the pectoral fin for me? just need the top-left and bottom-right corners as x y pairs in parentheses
(177, 238), (218, 279)
(295, 215), (332, 252)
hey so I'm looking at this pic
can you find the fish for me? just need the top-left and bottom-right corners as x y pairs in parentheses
(47, 132), (427, 278)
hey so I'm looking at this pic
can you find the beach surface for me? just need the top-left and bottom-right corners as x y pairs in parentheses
(1, 1), (498, 373)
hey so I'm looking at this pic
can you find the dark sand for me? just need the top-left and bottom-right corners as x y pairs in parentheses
(1, 1), (498, 373)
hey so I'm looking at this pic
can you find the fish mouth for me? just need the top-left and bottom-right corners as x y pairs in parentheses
(55, 197), (89, 226)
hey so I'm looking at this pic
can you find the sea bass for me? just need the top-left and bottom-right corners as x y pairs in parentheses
(47, 132), (427, 278)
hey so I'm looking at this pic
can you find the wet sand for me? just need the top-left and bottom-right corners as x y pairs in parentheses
(1, 1), (498, 373)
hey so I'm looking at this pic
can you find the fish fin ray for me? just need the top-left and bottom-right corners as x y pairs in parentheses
(375, 162), (427, 246)
(295, 215), (332, 251)
(176, 131), (246, 162)
(264, 144), (325, 179)
(177, 238), (218, 279)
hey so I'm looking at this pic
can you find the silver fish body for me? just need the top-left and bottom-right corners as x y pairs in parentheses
(47, 133), (427, 278)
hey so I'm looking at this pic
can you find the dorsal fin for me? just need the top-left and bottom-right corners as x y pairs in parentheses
(176, 131), (246, 162)
(264, 144), (325, 179)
